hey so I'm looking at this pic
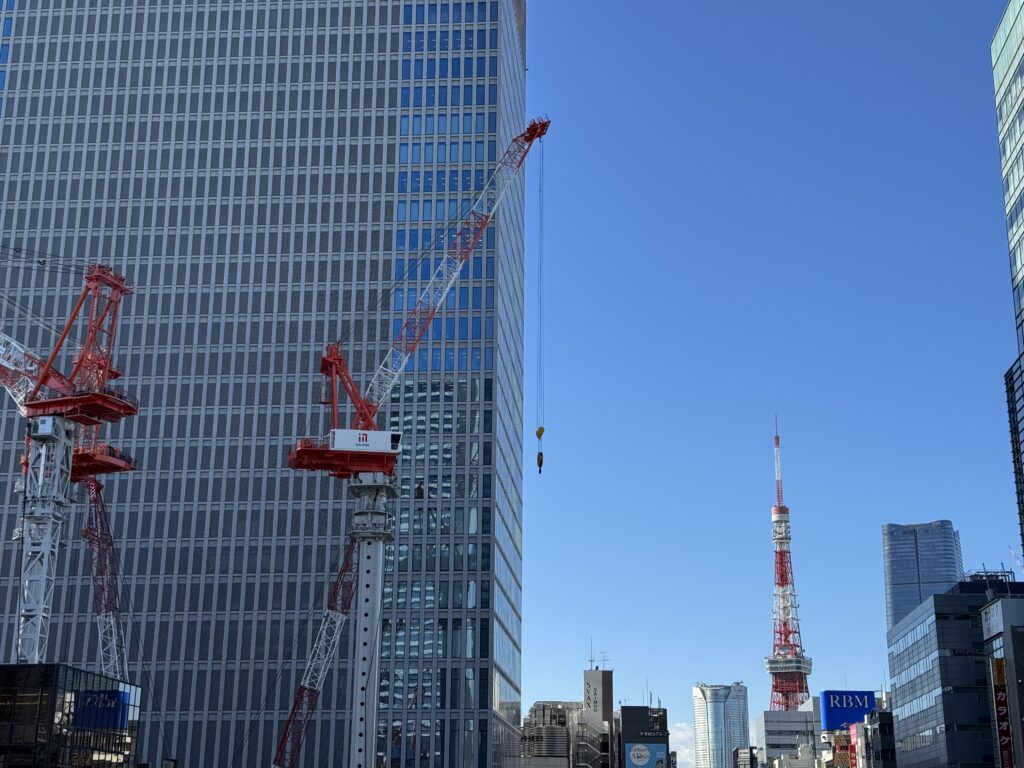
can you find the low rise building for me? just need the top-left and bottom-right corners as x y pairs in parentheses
(0, 663), (142, 767)
(850, 709), (896, 768)
(755, 697), (820, 766)
(523, 669), (617, 768)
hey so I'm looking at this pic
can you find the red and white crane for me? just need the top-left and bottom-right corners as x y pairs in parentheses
(0, 264), (137, 681)
(273, 117), (550, 768)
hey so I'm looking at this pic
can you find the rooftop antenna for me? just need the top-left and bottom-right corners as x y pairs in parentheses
(588, 639), (595, 670)
(774, 416), (784, 508)
(599, 651), (610, 669)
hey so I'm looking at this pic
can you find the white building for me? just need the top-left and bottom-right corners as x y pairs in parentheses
(755, 697), (821, 767)
(692, 683), (750, 768)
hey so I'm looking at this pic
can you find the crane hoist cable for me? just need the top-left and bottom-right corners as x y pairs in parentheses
(0, 292), (86, 349)
(535, 137), (545, 474)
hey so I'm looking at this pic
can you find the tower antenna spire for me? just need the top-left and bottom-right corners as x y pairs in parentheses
(774, 416), (784, 508)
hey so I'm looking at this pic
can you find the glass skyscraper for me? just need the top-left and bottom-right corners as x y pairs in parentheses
(881, 521), (963, 632)
(0, 2), (527, 766)
(994, 1), (1024, 557)
(692, 682), (749, 768)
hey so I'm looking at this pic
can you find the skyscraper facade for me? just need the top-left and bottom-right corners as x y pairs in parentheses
(881, 521), (963, 631)
(887, 577), (1024, 768)
(0, 2), (527, 766)
(692, 683), (749, 768)
(993, 0), (1024, 556)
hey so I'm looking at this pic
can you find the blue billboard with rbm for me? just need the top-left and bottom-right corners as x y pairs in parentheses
(819, 690), (876, 730)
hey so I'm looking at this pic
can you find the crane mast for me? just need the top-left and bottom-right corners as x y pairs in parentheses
(1, 265), (136, 679)
(274, 117), (549, 768)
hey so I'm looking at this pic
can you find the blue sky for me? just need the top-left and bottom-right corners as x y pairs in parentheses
(522, 1), (1014, 760)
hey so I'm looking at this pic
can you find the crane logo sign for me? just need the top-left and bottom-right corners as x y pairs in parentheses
(330, 428), (401, 454)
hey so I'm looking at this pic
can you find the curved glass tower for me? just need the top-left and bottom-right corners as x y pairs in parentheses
(881, 520), (963, 632)
(692, 683), (749, 768)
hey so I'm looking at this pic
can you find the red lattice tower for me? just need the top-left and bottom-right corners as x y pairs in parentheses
(765, 430), (812, 710)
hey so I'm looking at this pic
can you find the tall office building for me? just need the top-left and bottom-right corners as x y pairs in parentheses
(0, 2), (528, 766)
(881, 520), (963, 631)
(994, 1), (1024, 556)
(692, 683), (749, 768)
(888, 576), (1024, 768)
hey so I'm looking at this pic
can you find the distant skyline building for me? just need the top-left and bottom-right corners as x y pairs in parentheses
(692, 682), (749, 768)
(993, 0), (1024, 557)
(881, 520), (963, 631)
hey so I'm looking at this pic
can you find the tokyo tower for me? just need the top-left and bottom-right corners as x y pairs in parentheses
(765, 429), (812, 710)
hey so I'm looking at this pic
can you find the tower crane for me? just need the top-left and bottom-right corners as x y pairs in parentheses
(0, 264), (137, 681)
(273, 117), (549, 768)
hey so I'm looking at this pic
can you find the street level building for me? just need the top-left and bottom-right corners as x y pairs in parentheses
(523, 702), (574, 768)
(0, 1), (529, 765)
(619, 707), (670, 768)
(755, 697), (820, 767)
(0, 663), (142, 767)
(692, 682), (749, 768)
(887, 574), (1024, 768)
(981, 593), (1024, 767)
(523, 669), (616, 768)
(731, 747), (756, 768)
(850, 709), (897, 768)
(881, 520), (963, 631)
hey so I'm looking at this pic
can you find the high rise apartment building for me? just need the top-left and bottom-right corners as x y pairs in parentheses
(692, 683), (749, 768)
(881, 520), (963, 631)
(0, 2), (528, 766)
(994, 0), (1024, 556)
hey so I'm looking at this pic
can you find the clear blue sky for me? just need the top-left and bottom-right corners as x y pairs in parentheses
(522, 2), (1014, 761)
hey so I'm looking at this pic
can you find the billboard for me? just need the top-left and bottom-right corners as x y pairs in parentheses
(991, 658), (1015, 768)
(820, 691), (876, 731)
(625, 743), (669, 768)
(583, 669), (613, 726)
(74, 689), (132, 730)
